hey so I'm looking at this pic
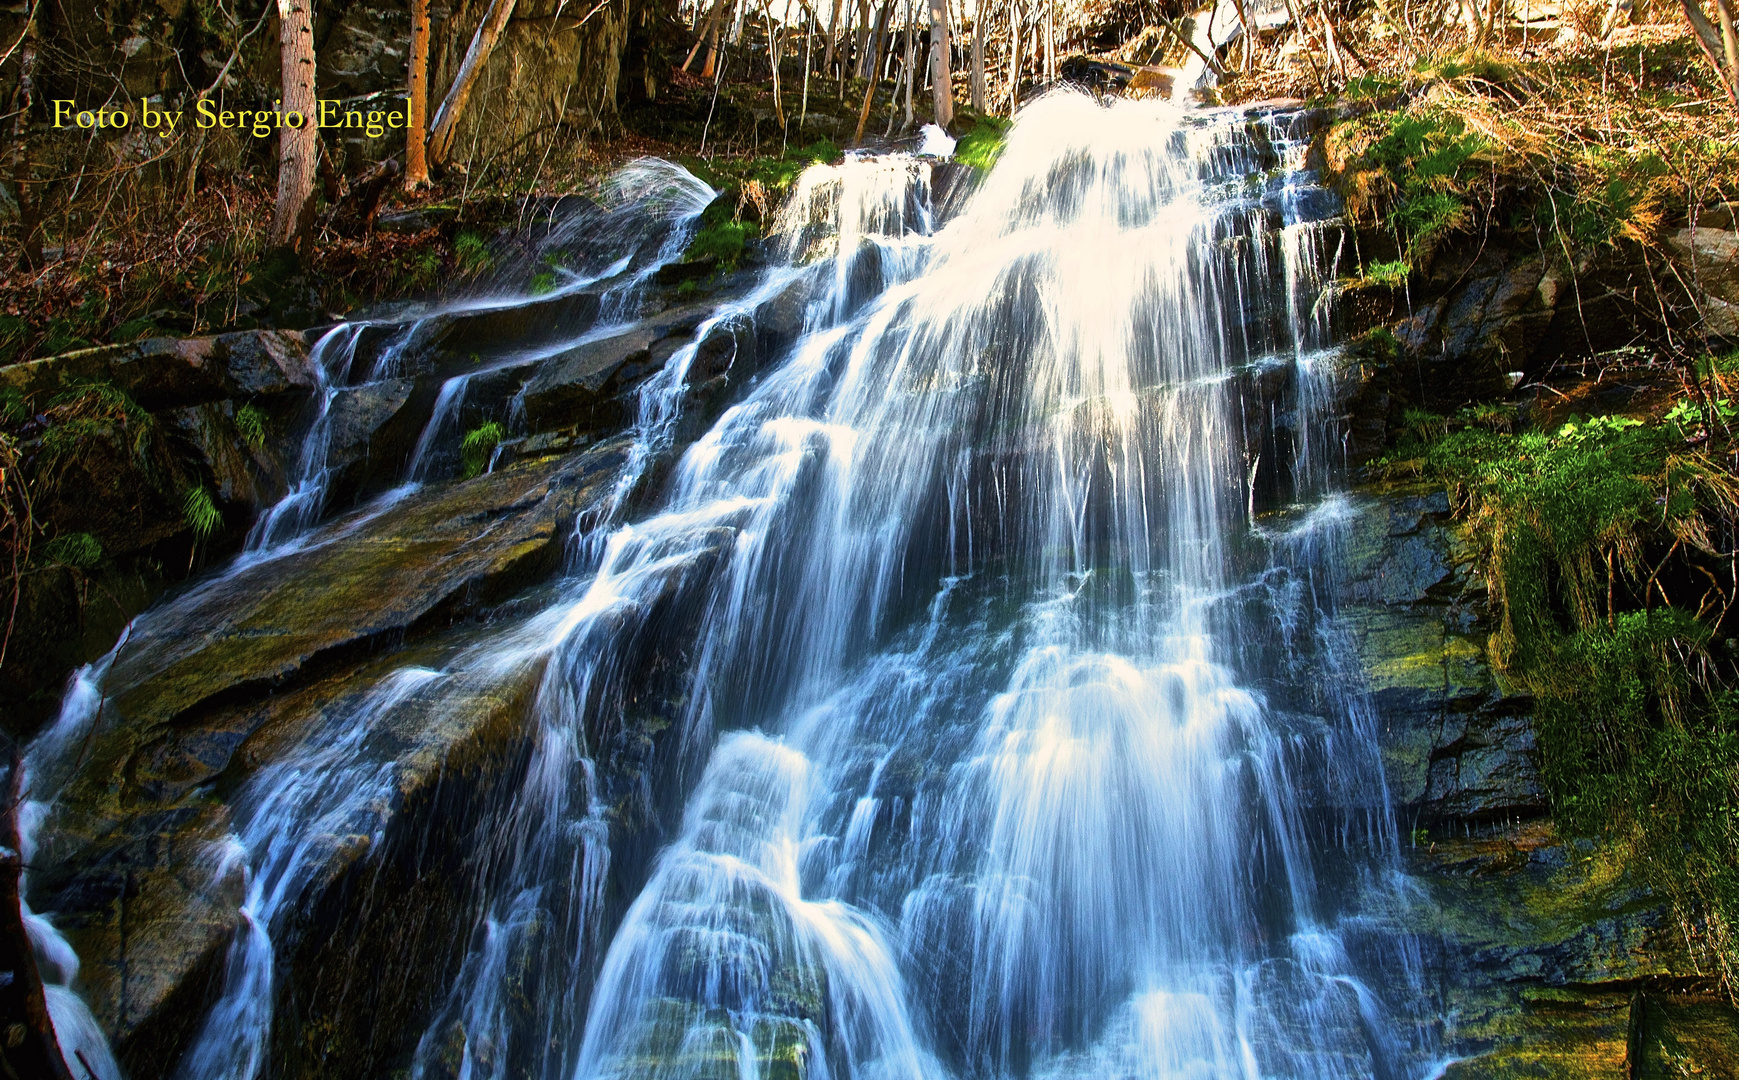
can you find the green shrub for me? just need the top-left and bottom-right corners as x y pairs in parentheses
(1361, 109), (1490, 259)
(1361, 259), (1410, 287)
(1412, 407), (1739, 987)
(454, 231), (493, 275)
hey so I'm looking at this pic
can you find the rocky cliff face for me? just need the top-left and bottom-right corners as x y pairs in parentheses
(1326, 192), (1739, 1072)
(1340, 479), (1739, 1077)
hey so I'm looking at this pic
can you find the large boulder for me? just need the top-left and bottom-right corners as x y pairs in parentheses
(519, 301), (715, 431)
(1667, 224), (1739, 338)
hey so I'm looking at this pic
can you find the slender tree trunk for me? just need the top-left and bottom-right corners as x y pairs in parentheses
(1043, 0), (1052, 81)
(764, 2), (786, 129)
(702, 7), (726, 78)
(928, 0), (954, 126)
(6, 0), (43, 270)
(1683, 0), (1739, 109)
(822, 0), (841, 72)
(801, 6), (814, 124)
(900, 0), (916, 132)
(1006, 0), (1021, 110)
(272, 0), (319, 252)
(684, 0), (731, 69)
(429, 0), (519, 165)
(869, 0), (892, 79)
(971, 0), (986, 112)
(405, 0), (430, 188)
(853, 0), (895, 142)
(856, 0), (876, 75)
(1721, 0), (1739, 93)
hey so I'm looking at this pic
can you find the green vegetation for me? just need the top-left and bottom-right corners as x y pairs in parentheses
(683, 197), (761, 271)
(683, 139), (841, 197)
(454, 231), (493, 276)
(42, 532), (103, 569)
(1357, 107), (1492, 261)
(953, 116), (1010, 172)
(1388, 397), (1739, 988)
(181, 485), (223, 539)
(1360, 259), (1411, 288)
(235, 403), (269, 450)
(461, 421), (506, 479)
(40, 380), (156, 468)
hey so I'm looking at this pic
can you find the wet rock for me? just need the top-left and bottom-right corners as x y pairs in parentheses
(39, 438), (628, 836)
(29, 439), (629, 1070)
(386, 290), (605, 377)
(1341, 483), (1545, 823)
(162, 401), (285, 508)
(1391, 251), (1561, 393)
(0, 331), (314, 410)
(324, 377), (418, 476)
(520, 302), (716, 431)
(1421, 708), (1548, 820)
(1632, 991), (1739, 1080)
(42, 630), (547, 1077)
(1410, 823), (1712, 1077)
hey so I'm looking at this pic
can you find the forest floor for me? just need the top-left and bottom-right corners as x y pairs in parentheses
(1, 19), (1734, 365)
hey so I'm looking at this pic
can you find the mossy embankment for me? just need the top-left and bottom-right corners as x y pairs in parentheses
(1371, 355), (1739, 995)
(1290, 25), (1739, 1011)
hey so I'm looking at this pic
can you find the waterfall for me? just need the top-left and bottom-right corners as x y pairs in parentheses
(423, 90), (1434, 1080)
(25, 90), (1444, 1080)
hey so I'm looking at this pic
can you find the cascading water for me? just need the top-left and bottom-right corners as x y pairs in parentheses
(547, 92), (1440, 1080)
(22, 90), (1448, 1080)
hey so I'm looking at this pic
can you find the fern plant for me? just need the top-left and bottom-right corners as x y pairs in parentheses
(43, 532), (103, 569)
(235, 403), (269, 450)
(182, 485), (222, 539)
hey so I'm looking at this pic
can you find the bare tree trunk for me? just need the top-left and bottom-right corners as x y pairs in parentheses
(928, 0), (955, 127)
(901, 0), (916, 131)
(429, 0), (519, 165)
(856, 0), (876, 75)
(801, 4), (815, 125)
(272, 0), (319, 252)
(824, 0), (842, 73)
(1006, 0), (1021, 110)
(5, 0), (43, 271)
(703, 6), (727, 78)
(405, 0), (431, 188)
(853, 0), (895, 142)
(1684, 0), (1739, 109)
(684, 0), (731, 69)
(1043, 0), (1053, 80)
(971, 0), (986, 112)
(764, 1), (786, 129)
